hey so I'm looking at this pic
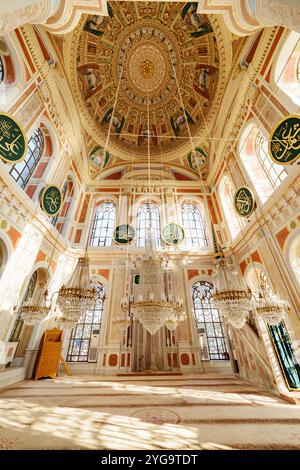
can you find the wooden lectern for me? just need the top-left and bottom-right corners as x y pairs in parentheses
(34, 328), (63, 380)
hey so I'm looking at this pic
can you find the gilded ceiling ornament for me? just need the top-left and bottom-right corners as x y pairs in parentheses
(70, 1), (224, 164)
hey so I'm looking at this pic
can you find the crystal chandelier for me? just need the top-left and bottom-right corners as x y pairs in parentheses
(20, 302), (50, 326)
(213, 255), (252, 329)
(56, 256), (96, 326)
(121, 252), (185, 335)
(113, 312), (131, 332)
(19, 280), (50, 326)
(254, 286), (288, 325)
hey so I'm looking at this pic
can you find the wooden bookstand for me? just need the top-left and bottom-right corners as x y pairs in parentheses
(34, 328), (72, 380)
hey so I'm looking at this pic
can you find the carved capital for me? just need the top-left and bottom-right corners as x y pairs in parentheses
(0, 1), (51, 35)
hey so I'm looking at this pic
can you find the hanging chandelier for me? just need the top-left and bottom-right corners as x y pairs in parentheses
(254, 287), (288, 325)
(213, 255), (252, 329)
(121, 252), (185, 335)
(20, 301), (50, 326)
(56, 256), (96, 326)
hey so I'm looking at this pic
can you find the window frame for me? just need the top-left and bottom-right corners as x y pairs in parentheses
(9, 128), (44, 189)
(136, 203), (162, 248)
(181, 202), (208, 249)
(89, 202), (116, 247)
(192, 280), (228, 360)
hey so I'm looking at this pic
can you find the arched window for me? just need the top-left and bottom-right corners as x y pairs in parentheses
(192, 281), (228, 360)
(240, 122), (287, 203)
(136, 203), (161, 247)
(89, 202), (116, 247)
(9, 128), (44, 189)
(52, 177), (74, 233)
(181, 203), (208, 248)
(275, 31), (300, 106)
(67, 283), (104, 362)
(219, 175), (241, 239)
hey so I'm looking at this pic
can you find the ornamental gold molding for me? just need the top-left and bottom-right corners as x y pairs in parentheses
(67, 4), (229, 165)
(198, 0), (300, 36)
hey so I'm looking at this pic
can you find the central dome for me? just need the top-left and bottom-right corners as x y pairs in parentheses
(114, 20), (181, 110)
(72, 2), (224, 161)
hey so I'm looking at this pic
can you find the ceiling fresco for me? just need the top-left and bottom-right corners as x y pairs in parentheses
(69, 1), (227, 167)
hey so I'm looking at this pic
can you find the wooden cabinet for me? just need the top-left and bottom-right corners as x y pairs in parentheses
(34, 328), (63, 380)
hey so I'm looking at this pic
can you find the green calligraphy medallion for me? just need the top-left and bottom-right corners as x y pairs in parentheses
(234, 187), (255, 218)
(40, 185), (62, 217)
(269, 115), (300, 165)
(0, 113), (27, 163)
(161, 223), (185, 245)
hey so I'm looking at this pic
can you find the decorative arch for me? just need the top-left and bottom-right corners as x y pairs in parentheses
(239, 120), (287, 203)
(244, 262), (273, 292)
(10, 265), (51, 346)
(284, 228), (300, 288)
(0, 232), (12, 279)
(274, 31), (300, 107)
(218, 174), (241, 239)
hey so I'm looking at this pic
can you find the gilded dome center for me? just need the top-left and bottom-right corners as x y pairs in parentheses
(73, 1), (222, 161)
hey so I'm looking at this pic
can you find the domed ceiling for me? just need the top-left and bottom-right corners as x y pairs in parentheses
(70, 2), (226, 163)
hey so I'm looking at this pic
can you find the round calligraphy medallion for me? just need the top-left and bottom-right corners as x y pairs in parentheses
(234, 186), (255, 218)
(269, 114), (300, 165)
(161, 223), (185, 245)
(0, 113), (27, 163)
(40, 185), (62, 217)
(113, 224), (135, 244)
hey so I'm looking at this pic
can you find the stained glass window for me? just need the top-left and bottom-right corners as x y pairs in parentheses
(89, 202), (116, 246)
(67, 283), (104, 362)
(9, 128), (44, 189)
(192, 281), (228, 360)
(181, 203), (208, 248)
(136, 203), (161, 247)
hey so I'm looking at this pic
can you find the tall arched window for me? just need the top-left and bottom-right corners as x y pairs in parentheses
(89, 202), (116, 247)
(136, 203), (161, 247)
(219, 175), (241, 239)
(275, 31), (300, 106)
(67, 283), (104, 362)
(192, 281), (228, 360)
(9, 128), (44, 189)
(240, 122), (287, 203)
(181, 203), (208, 248)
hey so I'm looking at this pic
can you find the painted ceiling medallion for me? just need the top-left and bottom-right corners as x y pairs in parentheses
(72, 1), (223, 162)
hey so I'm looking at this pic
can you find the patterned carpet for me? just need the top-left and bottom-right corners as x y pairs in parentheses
(0, 373), (300, 450)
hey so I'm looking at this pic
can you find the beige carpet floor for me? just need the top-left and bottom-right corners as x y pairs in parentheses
(0, 373), (300, 450)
